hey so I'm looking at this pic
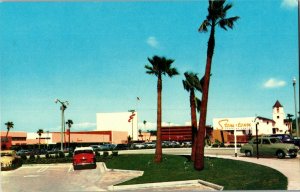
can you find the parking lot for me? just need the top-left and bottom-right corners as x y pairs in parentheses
(1, 163), (124, 192)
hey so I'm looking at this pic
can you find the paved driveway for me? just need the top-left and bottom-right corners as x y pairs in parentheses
(0, 163), (142, 192)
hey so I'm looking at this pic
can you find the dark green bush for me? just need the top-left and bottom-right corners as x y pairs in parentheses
(103, 151), (109, 157)
(67, 152), (73, 157)
(29, 154), (35, 160)
(20, 154), (27, 160)
(212, 143), (219, 148)
(58, 151), (65, 158)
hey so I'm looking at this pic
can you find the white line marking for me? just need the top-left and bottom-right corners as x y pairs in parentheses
(24, 175), (39, 178)
(37, 166), (49, 173)
(68, 165), (74, 173)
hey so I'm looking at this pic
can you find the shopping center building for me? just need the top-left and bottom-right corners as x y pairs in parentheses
(212, 100), (292, 143)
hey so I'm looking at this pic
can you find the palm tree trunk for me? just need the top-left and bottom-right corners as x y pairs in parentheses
(5, 128), (10, 139)
(194, 24), (215, 170)
(155, 74), (163, 163)
(190, 90), (198, 161)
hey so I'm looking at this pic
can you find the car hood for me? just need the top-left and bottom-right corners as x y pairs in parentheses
(0, 156), (14, 163)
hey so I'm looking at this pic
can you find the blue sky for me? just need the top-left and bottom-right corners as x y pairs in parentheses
(0, 0), (299, 133)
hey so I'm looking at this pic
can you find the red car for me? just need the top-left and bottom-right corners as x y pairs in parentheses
(73, 147), (96, 170)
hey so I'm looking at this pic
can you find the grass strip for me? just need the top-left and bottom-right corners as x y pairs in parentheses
(105, 154), (287, 190)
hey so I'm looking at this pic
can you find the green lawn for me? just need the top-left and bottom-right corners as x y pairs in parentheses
(105, 154), (287, 190)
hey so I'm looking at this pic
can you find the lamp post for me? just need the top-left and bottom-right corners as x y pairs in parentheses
(255, 122), (259, 159)
(254, 117), (259, 159)
(293, 78), (299, 138)
(55, 99), (69, 151)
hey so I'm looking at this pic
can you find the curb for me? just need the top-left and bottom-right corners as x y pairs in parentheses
(107, 179), (224, 191)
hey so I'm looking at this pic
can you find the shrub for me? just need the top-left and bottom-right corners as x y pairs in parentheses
(58, 151), (65, 158)
(220, 143), (225, 148)
(112, 151), (118, 156)
(103, 151), (109, 157)
(212, 143), (219, 148)
(67, 152), (73, 158)
(29, 154), (35, 160)
(20, 154), (27, 160)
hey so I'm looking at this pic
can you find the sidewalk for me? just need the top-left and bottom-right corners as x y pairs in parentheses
(206, 154), (300, 190)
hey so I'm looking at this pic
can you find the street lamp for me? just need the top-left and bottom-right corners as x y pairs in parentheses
(293, 78), (299, 138)
(55, 98), (69, 151)
(254, 117), (259, 159)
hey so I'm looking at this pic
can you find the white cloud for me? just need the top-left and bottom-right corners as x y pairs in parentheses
(281, 0), (298, 8)
(146, 36), (159, 48)
(263, 78), (286, 88)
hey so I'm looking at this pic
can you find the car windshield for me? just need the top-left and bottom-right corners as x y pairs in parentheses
(74, 150), (93, 155)
(270, 138), (282, 144)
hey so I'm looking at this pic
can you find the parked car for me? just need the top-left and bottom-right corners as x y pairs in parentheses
(90, 145), (101, 151)
(181, 141), (192, 147)
(16, 149), (30, 156)
(240, 137), (299, 159)
(1, 150), (21, 168)
(268, 134), (294, 144)
(113, 144), (130, 150)
(73, 147), (96, 170)
(131, 143), (145, 149)
(144, 142), (156, 148)
(293, 137), (300, 147)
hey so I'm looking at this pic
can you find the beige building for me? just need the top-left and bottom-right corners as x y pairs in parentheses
(213, 100), (291, 136)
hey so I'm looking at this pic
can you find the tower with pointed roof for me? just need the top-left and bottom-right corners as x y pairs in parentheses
(272, 100), (288, 133)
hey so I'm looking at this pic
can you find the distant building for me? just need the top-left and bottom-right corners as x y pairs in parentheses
(96, 112), (138, 140)
(213, 101), (292, 142)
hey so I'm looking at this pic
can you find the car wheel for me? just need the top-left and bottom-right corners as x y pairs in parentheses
(245, 150), (252, 157)
(73, 165), (77, 170)
(290, 154), (297, 158)
(276, 150), (285, 159)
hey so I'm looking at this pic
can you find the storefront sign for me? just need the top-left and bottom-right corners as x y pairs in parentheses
(213, 117), (254, 131)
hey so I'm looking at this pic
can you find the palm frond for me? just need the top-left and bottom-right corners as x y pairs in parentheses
(195, 97), (202, 113)
(167, 67), (179, 77)
(218, 16), (239, 30)
(199, 19), (210, 32)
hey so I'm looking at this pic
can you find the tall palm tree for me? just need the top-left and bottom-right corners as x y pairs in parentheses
(66, 119), (73, 149)
(37, 129), (44, 149)
(195, 0), (239, 170)
(5, 121), (14, 139)
(182, 72), (202, 161)
(145, 55), (179, 163)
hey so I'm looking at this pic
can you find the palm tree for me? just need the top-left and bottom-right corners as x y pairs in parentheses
(66, 119), (73, 149)
(5, 121), (14, 140)
(195, 0), (239, 170)
(182, 72), (202, 161)
(37, 129), (44, 149)
(145, 55), (179, 163)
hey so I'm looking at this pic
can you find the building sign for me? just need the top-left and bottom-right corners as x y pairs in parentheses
(213, 117), (254, 131)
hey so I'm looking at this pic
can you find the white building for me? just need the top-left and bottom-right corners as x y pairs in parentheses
(96, 112), (138, 140)
(213, 101), (291, 135)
